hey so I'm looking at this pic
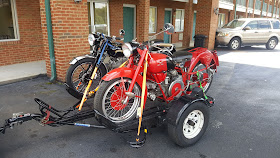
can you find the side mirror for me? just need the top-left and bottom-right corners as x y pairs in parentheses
(164, 23), (174, 34)
(243, 26), (251, 31)
(119, 29), (125, 36)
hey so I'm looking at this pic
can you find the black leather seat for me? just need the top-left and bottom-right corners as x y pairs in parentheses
(172, 48), (193, 62)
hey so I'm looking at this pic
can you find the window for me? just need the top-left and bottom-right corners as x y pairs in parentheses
(249, 0), (254, 8)
(263, 2), (267, 12)
(218, 13), (226, 28)
(272, 21), (280, 29)
(258, 20), (271, 29)
(246, 21), (258, 30)
(149, 7), (157, 33)
(255, 0), (261, 10)
(175, 9), (184, 32)
(0, 0), (19, 41)
(88, 1), (109, 35)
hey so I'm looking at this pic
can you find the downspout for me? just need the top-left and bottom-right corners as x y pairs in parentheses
(45, 0), (56, 82)
(234, 0), (237, 19)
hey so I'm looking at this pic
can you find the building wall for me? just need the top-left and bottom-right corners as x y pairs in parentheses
(39, 0), (89, 81)
(0, 0), (44, 66)
(109, 0), (191, 44)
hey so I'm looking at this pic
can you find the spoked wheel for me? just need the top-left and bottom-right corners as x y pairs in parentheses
(94, 78), (141, 123)
(168, 102), (209, 147)
(65, 58), (107, 99)
(189, 63), (214, 93)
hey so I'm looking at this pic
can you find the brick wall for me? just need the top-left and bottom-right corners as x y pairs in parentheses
(109, 0), (190, 44)
(196, 0), (219, 50)
(39, 0), (89, 81)
(0, 0), (44, 66)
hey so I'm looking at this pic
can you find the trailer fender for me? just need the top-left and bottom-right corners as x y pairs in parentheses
(167, 97), (209, 126)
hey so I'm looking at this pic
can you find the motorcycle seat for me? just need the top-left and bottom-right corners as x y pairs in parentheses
(172, 48), (193, 62)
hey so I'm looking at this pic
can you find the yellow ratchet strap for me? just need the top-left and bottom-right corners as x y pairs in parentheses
(137, 53), (148, 140)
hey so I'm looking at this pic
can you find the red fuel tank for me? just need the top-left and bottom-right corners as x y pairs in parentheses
(148, 53), (175, 73)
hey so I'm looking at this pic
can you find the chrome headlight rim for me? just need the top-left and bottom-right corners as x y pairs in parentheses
(122, 43), (133, 58)
(88, 34), (95, 46)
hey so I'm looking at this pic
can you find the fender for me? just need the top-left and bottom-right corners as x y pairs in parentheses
(166, 96), (210, 126)
(69, 55), (108, 73)
(69, 54), (96, 65)
(188, 50), (218, 74)
(102, 67), (148, 107)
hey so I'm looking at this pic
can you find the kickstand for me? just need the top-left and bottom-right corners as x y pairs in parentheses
(129, 128), (147, 148)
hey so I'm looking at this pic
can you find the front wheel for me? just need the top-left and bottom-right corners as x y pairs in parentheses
(65, 58), (107, 99)
(93, 78), (141, 123)
(228, 37), (241, 50)
(266, 37), (278, 50)
(168, 102), (209, 147)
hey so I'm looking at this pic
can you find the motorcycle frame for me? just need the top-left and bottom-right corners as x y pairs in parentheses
(102, 47), (219, 106)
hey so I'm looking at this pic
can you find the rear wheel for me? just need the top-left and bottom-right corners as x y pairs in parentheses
(168, 102), (209, 147)
(189, 63), (214, 93)
(65, 58), (106, 99)
(93, 78), (141, 123)
(266, 37), (278, 50)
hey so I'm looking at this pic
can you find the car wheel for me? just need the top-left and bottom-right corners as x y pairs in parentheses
(266, 37), (278, 50)
(228, 37), (241, 50)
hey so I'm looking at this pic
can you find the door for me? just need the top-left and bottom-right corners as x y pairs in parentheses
(241, 20), (260, 44)
(192, 12), (197, 40)
(164, 10), (172, 43)
(257, 20), (273, 43)
(123, 6), (135, 42)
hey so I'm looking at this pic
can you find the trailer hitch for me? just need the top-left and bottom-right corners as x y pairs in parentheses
(0, 112), (42, 134)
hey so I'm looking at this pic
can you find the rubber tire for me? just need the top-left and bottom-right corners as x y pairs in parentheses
(168, 102), (209, 147)
(266, 37), (278, 50)
(190, 63), (214, 94)
(65, 58), (107, 99)
(93, 78), (141, 123)
(228, 37), (241, 50)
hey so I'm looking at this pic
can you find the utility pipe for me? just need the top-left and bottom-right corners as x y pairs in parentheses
(45, 0), (56, 82)
(234, 0), (237, 19)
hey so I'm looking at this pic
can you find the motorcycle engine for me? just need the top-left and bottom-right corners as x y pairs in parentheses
(147, 69), (184, 101)
(103, 56), (127, 70)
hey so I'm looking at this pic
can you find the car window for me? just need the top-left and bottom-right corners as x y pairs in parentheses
(258, 20), (271, 29)
(272, 21), (280, 29)
(223, 20), (246, 28)
(246, 21), (258, 30)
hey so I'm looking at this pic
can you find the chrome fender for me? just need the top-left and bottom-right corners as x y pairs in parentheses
(69, 55), (96, 65)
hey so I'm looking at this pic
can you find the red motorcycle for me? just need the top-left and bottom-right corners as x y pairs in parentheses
(93, 23), (219, 146)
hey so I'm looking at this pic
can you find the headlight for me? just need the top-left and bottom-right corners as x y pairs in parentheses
(217, 32), (230, 37)
(122, 43), (132, 58)
(88, 34), (95, 46)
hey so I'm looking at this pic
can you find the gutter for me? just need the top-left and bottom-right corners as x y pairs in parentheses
(45, 0), (56, 82)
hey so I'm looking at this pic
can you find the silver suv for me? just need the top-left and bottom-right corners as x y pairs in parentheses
(216, 18), (280, 50)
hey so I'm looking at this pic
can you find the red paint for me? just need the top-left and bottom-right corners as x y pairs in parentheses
(147, 53), (168, 73)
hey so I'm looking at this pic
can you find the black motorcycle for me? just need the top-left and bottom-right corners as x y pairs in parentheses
(65, 30), (126, 99)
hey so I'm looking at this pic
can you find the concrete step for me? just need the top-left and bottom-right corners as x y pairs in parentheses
(0, 60), (46, 85)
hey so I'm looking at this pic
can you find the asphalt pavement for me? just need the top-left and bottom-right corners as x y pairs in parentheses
(0, 45), (280, 158)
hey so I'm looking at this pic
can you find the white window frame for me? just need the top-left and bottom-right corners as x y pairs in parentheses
(175, 9), (184, 32)
(0, 0), (20, 42)
(88, 0), (110, 36)
(149, 6), (157, 33)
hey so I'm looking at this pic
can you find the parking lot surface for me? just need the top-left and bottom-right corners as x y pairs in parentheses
(0, 45), (280, 158)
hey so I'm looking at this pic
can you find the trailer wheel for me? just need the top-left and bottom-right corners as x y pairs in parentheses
(168, 102), (209, 147)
